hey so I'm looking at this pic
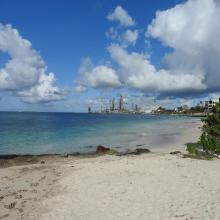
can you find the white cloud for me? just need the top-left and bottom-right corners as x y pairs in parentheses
(86, 65), (121, 88)
(75, 0), (220, 103)
(147, 0), (220, 94)
(0, 24), (44, 90)
(0, 24), (65, 103)
(107, 6), (135, 27)
(106, 28), (139, 47)
(75, 58), (121, 91)
(108, 44), (205, 93)
(18, 73), (66, 103)
(122, 29), (138, 46)
(105, 27), (119, 40)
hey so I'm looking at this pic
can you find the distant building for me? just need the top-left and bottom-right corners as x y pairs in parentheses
(205, 98), (220, 112)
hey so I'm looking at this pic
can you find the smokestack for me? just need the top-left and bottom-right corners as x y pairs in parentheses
(111, 99), (115, 111)
(88, 107), (91, 113)
(119, 96), (123, 111)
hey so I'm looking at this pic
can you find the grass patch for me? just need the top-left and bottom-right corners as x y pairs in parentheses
(185, 142), (215, 160)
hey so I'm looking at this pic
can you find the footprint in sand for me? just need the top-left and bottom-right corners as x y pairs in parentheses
(39, 176), (46, 181)
(15, 194), (23, 199)
(4, 201), (16, 209)
(0, 214), (10, 219)
(30, 182), (39, 187)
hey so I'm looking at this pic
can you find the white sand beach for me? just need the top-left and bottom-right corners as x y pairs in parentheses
(1, 120), (220, 220)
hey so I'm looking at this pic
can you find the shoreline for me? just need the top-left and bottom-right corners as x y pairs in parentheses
(2, 119), (218, 220)
(0, 118), (202, 168)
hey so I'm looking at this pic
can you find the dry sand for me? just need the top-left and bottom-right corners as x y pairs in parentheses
(1, 119), (220, 220)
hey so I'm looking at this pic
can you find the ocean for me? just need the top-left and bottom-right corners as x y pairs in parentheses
(0, 112), (200, 155)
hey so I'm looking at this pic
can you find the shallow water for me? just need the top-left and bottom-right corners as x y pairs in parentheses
(0, 112), (200, 154)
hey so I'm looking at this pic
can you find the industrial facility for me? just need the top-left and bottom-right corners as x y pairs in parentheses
(88, 95), (143, 114)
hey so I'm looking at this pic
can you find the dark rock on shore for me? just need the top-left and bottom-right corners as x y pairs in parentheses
(117, 148), (150, 156)
(68, 152), (81, 156)
(96, 145), (110, 153)
(134, 148), (150, 155)
(0, 154), (18, 160)
(0, 147), (151, 168)
(170, 151), (182, 155)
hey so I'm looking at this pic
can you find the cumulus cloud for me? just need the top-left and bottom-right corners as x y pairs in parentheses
(108, 44), (205, 93)
(0, 24), (65, 103)
(18, 73), (66, 103)
(147, 0), (220, 94)
(107, 6), (135, 27)
(76, 0), (220, 102)
(105, 27), (119, 40)
(0, 24), (44, 90)
(122, 29), (138, 46)
(105, 28), (139, 47)
(75, 58), (121, 92)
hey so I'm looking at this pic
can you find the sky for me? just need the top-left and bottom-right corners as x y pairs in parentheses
(0, 0), (220, 112)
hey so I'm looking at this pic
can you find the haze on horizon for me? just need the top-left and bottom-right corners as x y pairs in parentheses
(0, 0), (220, 112)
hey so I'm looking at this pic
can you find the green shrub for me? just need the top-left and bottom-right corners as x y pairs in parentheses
(186, 103), (220, 159)
(186, 143), (199, 155)
(199, 103), (220, 157)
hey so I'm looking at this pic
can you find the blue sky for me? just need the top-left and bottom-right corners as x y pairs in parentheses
(0, 0), (220, 112)
(0, 0), (180, 79)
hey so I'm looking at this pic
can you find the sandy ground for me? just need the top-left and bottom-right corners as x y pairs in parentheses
(1, 119), (220, 220)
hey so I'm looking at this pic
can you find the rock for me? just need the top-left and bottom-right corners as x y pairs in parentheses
(170, 151), (182, 155)
(117, 148), (150, 156)
(68, 152), (81, 156)
(0, 154), (18, 160)
(133, 148), (150, 155)
(96, 145), (110, 154)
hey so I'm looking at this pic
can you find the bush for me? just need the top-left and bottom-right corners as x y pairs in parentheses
(186, 103), (220, 159)
(199, 103), (220, 157)
(186, 143), (200, 154)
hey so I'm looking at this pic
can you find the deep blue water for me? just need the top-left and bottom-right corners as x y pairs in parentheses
(0, 112), (199, 155)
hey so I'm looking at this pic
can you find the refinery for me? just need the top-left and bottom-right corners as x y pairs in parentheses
(88, 95), (157, 114)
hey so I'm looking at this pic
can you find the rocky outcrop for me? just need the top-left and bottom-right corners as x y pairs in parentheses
(96, 145), (110, 154)
(117, 148), (150, 156)
(170, 151), (182, 155)
(133, 148), (150, 155)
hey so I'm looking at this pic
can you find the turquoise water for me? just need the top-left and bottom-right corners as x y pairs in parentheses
(0, 112), (199, 155)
